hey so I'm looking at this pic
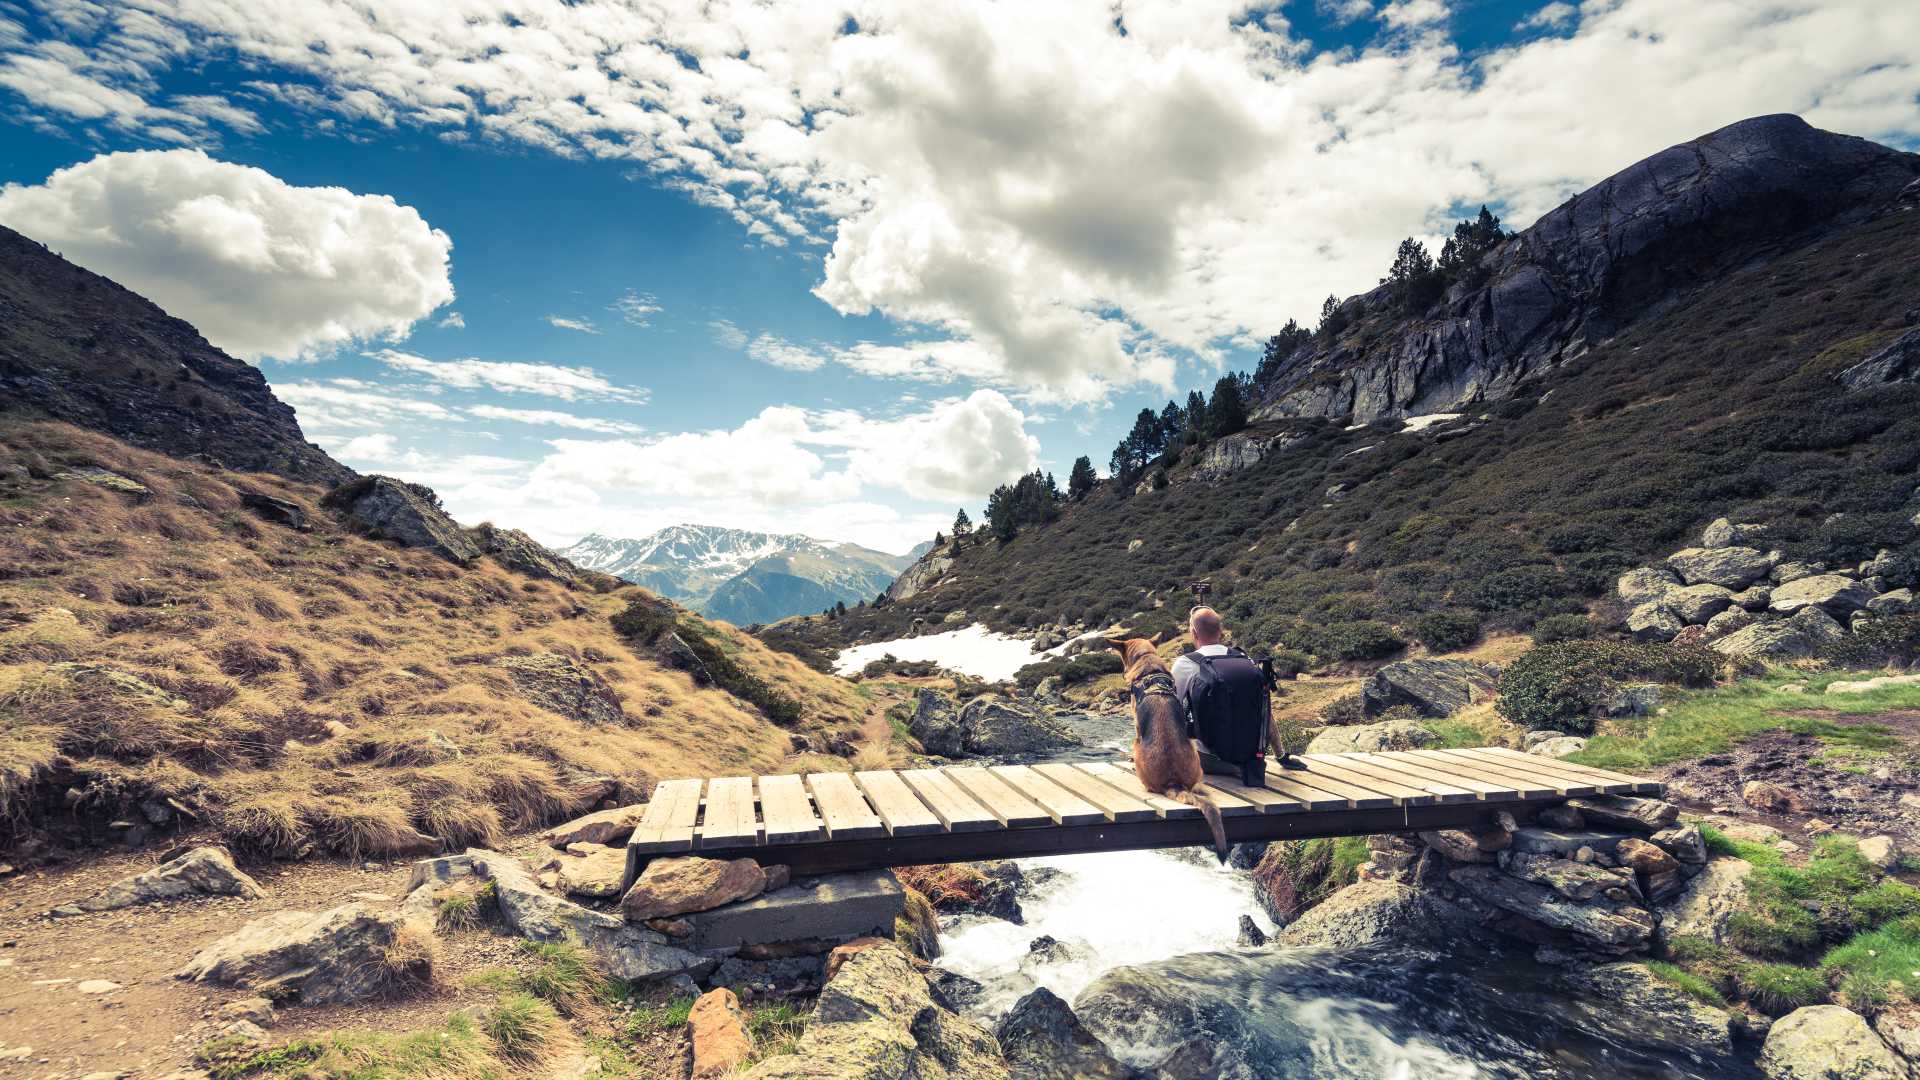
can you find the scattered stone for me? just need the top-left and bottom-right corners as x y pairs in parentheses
(1536, 805), (1585, 829)
(551, 844), (629, 900)
(996, 986), (1131, 1080)
(60, 466), (150, 498)
(502, 652), (625, 726)
(50, 846), (263, 916)
(76, 979), (121, 994)
(1666, 546), (1773, 589)
(1359, 658), (1499, 718)
(324, 476), (480, 563)
(1872, 1008), (1920, 1065)
(176, 903), (431, 1004)
(1741, 780), (1807, 813)
(238, 491), (308, 531)
(1563, 795), (1679, 832)
(1529, 736), (1588, 758)
(1769, 573), (1877, 616)
(1305, 719), (1437, 753)
(1657, 858), (1754, 946)
(1617, 567), (1682, 607)
(1616, 838), (1680, 876)
(1759, 1005), (1908, 1080)
(1504, 853), (1620, 901)
(1858, 835), (1899, 870)
(622, 857), (767, 921)
(689, 988), (753, 1079)
(1236, 914), (1268, 947)
(1827, 673), (1920, 695)
(543, 804), (646, 848)
(1805, 819), (1834, 836)
(219, 997), (276, 1026)
(1716, 821), (1785, 844)
(1418, 828), (1507, 863)
(1712, 607), (1846, 659)
(1626, 601), (1686, 641)
(1448, 866), (1655, 951)
(1651, 824), (1707, 864)
(1601, 683), (1664, 717)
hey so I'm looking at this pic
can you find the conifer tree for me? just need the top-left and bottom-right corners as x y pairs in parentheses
(1067, 455), (1097, 500)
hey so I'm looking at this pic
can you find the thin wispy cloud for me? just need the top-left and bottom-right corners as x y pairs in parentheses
(370, 350), (649, 404)
(545, 315), (600, 334)
(610, 290), (661, 327)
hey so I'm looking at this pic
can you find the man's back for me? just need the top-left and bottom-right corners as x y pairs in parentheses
(1173, 642), (1269, 766)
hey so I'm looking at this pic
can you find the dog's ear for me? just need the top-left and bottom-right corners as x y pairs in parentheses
(1148, 629), (1172, 646)
(1103, 636), (1131, 653)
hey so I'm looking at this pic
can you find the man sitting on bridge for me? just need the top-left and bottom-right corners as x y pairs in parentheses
(1171, 606), (1303, 784)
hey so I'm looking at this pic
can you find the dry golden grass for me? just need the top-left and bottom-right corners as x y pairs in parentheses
(0, 421), (898, 856)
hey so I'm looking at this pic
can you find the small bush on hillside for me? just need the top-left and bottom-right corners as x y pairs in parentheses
(1320, 693), (1364, 725)
(1263, 649), (1310, 679)
(1411, 611), (1480, 652)
(1530, 613), (1596, 645)
(1315, 620), (1405, 661)
(1818, 614), (1920, 669)
(1012, 650), (1122, 690)
(1496, 640), (1721, 734)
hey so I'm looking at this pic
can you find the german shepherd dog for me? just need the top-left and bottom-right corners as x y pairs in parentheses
(1110, 635), (1229, 861)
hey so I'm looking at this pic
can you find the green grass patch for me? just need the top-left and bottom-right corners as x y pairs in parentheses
(1424, 719), (1488, 749)
(1645, 960), (1728, 1007)
(746, 1001), (808, 1062)
(1736, 962), (1829, 1016)
(1572, 669), (1920, 772)
(482, 992), (557, 1062)
(626, 993), (697, 1041)
(513, 940), (608, 1016)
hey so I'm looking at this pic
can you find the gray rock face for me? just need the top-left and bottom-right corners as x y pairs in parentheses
(1699, 518), (1767, 548)
(1360, 658), (1499, 717)
(908, 689), (965, 756)
(326, 476), (479, 563)
(176, 903), (430, 1004)
(1559, 963), (1734, 1060)
(474, 523), (590, 587)
(1658, 857), (1753, 946)
(1769, 573), (1877, 616)
(1305, 719), (1438, 754)
(406, 850), (708, 983)
(501, 652), (626, 726)
(740, 944), (1008, 1080)
(1448, 866), (1655, 951)
(886, 553), (953, 602)
(1759, 1005), (1909, 1080)
(1504, 854), (1621, 901)
(1771, 560), (1824, 584)
(1703, 607), (1756, 641)
(1618, 567), (1682, 607)
(1868, 588), (1917, 616)
(1191, 430), (1306, 480)
(1277, 880), (1468, 949)
(1712, 607), (1846, 659)
(53, 846), (262, 916)
(1563, 795), (1679, 832)
(996, 986), (1130, 1080)
(1251, 117), (1920, 424)
(1666, 547), (1774, 589)
(1668, 584), (1736, 624)
(1510, 828), (1628, 859)
(955, 695), (1079, 756)
(1732, 586), (1774, 611)
(1626, 601), (1685, 641)
(1839, 326), (1920, 389)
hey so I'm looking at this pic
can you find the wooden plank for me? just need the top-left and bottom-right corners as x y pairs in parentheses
(1398, 750), (1570, 798)
(1300, 755), (1439, 804)
(630, 778), (702, 855)
(1033, 763), (1158, 823)
(1350, 752), (1520, 800)
(1436, 749), (1611, 796)
(1309, 753), (1472, 803)
(899, 769), (1001, 833)
(1071, 762), (1200, 819)
(1253, 770), (1354, 811)
(854, 770), (945, 837)
(1451, 748), (1636, 795)
(1199, 773), (1304, 814)
(945, 767), (1051, 828)
(1472, 748), (1663, 794)
(697, 776), (760, 850)
(805, 772), (887, 840)
(756, 774), (823, 845)
(1267, 764), (1399, 809)
(989, 765), (1106, 826)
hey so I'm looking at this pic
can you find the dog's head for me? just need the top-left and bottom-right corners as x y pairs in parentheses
(1105, 632), (1169, 681)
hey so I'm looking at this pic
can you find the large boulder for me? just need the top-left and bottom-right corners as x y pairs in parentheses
(176, 903), (432, 1004)
(324, 476), (479, 563)
(1769, 574), (1878, 616)
(542, 844), (630, 900)
(1703, 607), (1756, 641)
(1276, 880), (1467, 949)
(1700, 518), (1767, 548)
(1359, 658), (1498, 718)
(1447, 866), (1654, 952)
(1667, 584), (1736, 624)
(907, 690), (966, 756)
(995, 986), (1130, 1079)
(52, 846), (262, 916)
(473, 523), (589, 587)
(1626, 601), (1685, 641)
(1759, 1005), (1909, 1080)
(1839, 326), (1920, 389)
(1559, 963), (1735, 1059)
(1618, 567), (1682, 607)
(623, 856), (768, 921)
(739, 943), (1009, 1079)
(1666, 546), (1774, 589)
(1869, 588), (1918, 616)
(407, 850), (708, 982)
(1711, 607), (1846, 659)
(1658, 857), (1755, 946)
(501, 652), (626, 726)
(1306, 719), (1438, 754)
(956, 695), (1079, 756)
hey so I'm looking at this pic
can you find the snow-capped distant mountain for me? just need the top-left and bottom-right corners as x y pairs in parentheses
(559, 524), (918, 625)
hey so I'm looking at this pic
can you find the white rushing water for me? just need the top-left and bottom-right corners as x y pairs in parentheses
(832, 623), (1072, 682)
(936, 847), (1272, 1016)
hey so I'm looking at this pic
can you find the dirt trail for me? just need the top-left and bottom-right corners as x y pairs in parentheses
(0, 835), (549, 1078)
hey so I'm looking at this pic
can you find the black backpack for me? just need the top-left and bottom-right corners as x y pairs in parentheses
(1182, 646), (1268, 764)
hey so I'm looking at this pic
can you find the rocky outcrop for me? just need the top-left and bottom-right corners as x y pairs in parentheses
(995, 986), (1131, 1080)
(473, 523), (594, 588)
(501, 652), (626, 726)
(542, 804), (646, 848)
(538, 843), (629, 900)
(1252, 116), (1920, 424)
(1277, 880), (1465, 949)
(1448, 866), (1655, 952)
(1768, 573), (1876, 616)
(323, 476), (478, 563)
(1359, 658), (1498, 718)
(886, 552), (953, 603)
(0, 224), (354, 486)
(176, 902), (432, 1004)
(1839, 326), (1920, 389)
(1666, 547), (1775, 590)
(1190, 430), (1307, 481)
(1559, 963), (1734, 1059)
(1305, 719), (1437, 753)
(740, 943), (1008, 1079)
(52, 845), (261, 916)
(1759, 1005), (1909, 1080)
(909, 690), (1078, 758)
(1711, 607), (1846, 660)
(1658, 857), (1754, 946)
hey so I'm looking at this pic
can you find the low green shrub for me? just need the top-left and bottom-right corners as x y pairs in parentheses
(1411, 611), (1480, 652)
(612, 596), (803, 726)
(1819, 614), (1920, 669)
(1496, 640), (1721, 734)
(1319, 693), (1364, 725)
(1012, 650), (1123, 690)
(1315, 620), (1405, 661)
(1530, 613), (1596, 645)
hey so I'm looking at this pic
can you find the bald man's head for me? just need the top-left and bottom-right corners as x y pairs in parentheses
(1190, 606), (1223, 645)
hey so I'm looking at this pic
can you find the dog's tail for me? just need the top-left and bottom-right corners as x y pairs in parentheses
(1169, 784), (1229, 863)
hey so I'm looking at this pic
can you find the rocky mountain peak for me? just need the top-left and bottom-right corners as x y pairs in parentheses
(1255, 114), (1920, 425)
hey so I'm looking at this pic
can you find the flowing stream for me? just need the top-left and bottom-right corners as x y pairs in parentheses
(841, 630), (1755, 1080)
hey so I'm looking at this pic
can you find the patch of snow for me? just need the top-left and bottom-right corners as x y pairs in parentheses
(832, 624), (1068, 682)
(1343, 444), (1377, 457)
(1401, 412), (1462, 433)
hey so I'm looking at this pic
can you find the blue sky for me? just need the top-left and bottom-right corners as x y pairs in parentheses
(1, 0), (1916, 552)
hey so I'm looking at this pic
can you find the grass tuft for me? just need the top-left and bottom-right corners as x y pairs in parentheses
(1736, 962), (1829, 1016)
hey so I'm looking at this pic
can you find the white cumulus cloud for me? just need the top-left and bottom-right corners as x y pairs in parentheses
(0, 149), (453, 361)
(370, 350), (648, 404)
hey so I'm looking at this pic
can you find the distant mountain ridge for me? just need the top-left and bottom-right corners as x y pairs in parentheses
(560, 524), (918, 624)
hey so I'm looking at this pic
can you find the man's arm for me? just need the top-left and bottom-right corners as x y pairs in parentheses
(1169, 655), (1197, 704)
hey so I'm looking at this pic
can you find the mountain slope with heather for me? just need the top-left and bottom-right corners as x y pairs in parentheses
(810, 116), (1920, 662)
(561, 525), (919, 624)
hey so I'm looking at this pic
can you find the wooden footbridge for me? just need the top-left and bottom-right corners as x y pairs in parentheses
(623, 749), (1661, 883)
